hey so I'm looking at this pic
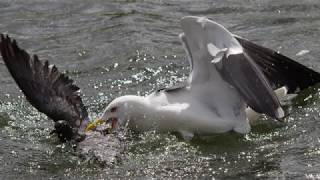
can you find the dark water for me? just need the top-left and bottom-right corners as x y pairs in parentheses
(1, 0), (320, 179)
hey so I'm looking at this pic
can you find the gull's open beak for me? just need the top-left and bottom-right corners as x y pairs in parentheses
(106, 117), (118, 130)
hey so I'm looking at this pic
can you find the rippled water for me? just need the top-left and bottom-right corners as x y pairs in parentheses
(1, 0), (320, 179)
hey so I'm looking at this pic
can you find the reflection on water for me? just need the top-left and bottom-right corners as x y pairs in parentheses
(1, 0), (320, 179)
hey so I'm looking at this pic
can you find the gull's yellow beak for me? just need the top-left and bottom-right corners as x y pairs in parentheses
(85, 118), (104, 132)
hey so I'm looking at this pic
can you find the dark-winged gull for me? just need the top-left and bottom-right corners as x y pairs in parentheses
(1, 16), (320, 142)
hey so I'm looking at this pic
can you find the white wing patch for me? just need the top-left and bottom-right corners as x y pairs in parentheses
(159, 103), (190, 114)
(207, 43), (227, 64)
(207, 43), (220, 57)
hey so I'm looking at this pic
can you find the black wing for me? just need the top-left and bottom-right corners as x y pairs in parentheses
(0, 34), (88, 141)
(218, 53), (283, 119)
(235, 36), (320, 93)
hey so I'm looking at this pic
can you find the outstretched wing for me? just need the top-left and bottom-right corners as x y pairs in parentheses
(235, 36), (320, 93)
(217, 52), (284, 118)
(0, 34), (88, 135)
(180, 16), (284, 119)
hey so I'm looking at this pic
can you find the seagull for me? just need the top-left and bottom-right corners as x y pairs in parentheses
(1, 16), (320, 142)
(97, 16), (320, 139)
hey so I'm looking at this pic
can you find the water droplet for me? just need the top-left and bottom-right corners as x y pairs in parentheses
(296, 50), (310, 56)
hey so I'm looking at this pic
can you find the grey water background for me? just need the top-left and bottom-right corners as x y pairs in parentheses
(1, 0), (320, 179)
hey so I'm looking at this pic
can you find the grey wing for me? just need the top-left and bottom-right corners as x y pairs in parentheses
(0, 34), (88, 136)
(217, 52), (284, 119)
(235, 36), (320, 93)
(180, 16), (284, 119)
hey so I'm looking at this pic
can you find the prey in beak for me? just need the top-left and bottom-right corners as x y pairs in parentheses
(85, 117), (118, 134)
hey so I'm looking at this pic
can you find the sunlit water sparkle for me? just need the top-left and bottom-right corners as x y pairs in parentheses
(1, 0), (320, 179)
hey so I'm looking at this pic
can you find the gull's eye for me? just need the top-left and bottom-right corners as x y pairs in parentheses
(110, 107), (118, 113)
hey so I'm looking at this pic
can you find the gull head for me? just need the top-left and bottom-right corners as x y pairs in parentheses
(98, 95), (147, 131)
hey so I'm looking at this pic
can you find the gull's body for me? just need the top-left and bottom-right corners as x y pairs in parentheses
(102, 16), (289, 138)
(110, 78), (249, 138)
(107, 83), (288, 136)
(146, 83), (248, 134)
(104, 74), (287, 139)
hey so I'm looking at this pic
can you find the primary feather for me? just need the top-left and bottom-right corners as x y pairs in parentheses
(0, 34), (88, 141)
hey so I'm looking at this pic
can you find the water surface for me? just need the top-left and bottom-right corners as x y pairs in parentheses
(1, 0), (320, 179)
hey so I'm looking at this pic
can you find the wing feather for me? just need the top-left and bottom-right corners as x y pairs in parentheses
(180, 16), (284, 119)
(218, 53), (283, 119)
(0, 34), (88, 140)
(235, 36), (320, 93)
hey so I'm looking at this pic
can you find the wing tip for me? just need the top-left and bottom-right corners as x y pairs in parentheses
(0, 33), (12, 45)
(236, 35), (320, 93)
